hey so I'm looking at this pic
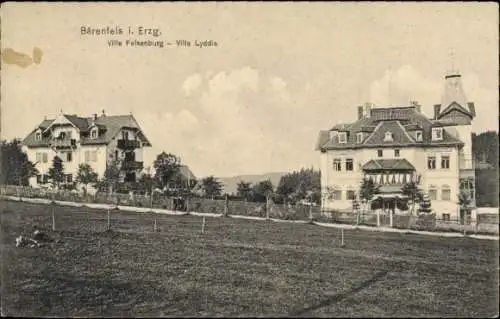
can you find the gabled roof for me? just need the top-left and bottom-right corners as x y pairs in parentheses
(363, 121), (414, 146)
(22, 113), (152, 147)
(362, 159), (415, 171)
(316, 106), (464, 151)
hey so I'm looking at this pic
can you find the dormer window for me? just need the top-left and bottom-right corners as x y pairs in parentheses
(356, 132), (363, 143)
(384, 132), (393, 142)
(338, 132), (347, 144)
(90, 128), (98, 139)
(432, 127), (443, 141)
(329, 131), (336, 140)
(35, 131), (42, 141)
(415, 130), (423, 142)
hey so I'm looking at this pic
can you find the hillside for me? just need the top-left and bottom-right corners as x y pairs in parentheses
(217, 172), (287, 195)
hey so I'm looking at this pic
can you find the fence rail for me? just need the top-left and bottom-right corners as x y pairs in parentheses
(1, 185), (498, 235)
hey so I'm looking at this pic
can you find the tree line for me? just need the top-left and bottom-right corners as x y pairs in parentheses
(1, 131), (498, 206)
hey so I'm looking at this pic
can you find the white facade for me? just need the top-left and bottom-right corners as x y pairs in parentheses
(22, 112), (150, 191)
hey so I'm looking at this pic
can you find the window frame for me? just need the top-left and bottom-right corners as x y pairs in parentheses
(345, 158), (354, 171)
(356, 132), (363, 143)
(432, 127), (443, 141)
(333, 158), (342, 171)
(427, 156), (436, 170)
(383, 131), (393, 142)
(441, 155), (450, 169)
(377, 149), (383, 157)
(338, 132), (347, 144)
(394, 149), (400, 157)
(441, 185), (451, 201)
(346, 190), (356, 200)
(415, 130), (423, 142)
(35, 132), (42, 141)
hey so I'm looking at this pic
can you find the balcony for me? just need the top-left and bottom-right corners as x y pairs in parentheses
(121, 160), (143, 171)
(117, 139), (141, 149)
(50, 138), (76, 148)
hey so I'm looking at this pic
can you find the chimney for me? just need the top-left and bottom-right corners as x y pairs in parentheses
(410, 101), (421, 113)
(433, 104), (441, 120)
(101, 109), (106, 117)
(363, 102), (373, 118)
(92, 113), (98, 121)
(357, 106), (363, 120)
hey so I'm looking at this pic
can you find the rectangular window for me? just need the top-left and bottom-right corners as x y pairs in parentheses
(427, 156), (436, 170)
(91, 150), (98, 162)
(347, 190), (356, 200)
(441, 188), (451, 201)
(91, 129), (98, 139)
(66, 152), (73, 162)
(35, 132), (42, 141)
(333, 190), (342, 200)
(43, 175), (49, 184)
(345, 158), (354, 171)
(36, 152), (41, 163)
(84, 150), (90, 162)
(377, 149), (383, 157)
(122, 131), (129, 140)
(442, 213), (450, 221)
(115, 150), (119, 160)
(394, 149), (400, 157)
(441, 155), (450, 169)
(432, 128), (443, 140)
(338, 132), (347, 143)
(415, 131), (423, 141)
(36, 174), (42, 184)
(333, 158), (342, 171)
(428, 189), (437, 201)
(42, 153), (48, 163)
(356, 133), (363, 143)
(66, 174), (73, 183)
(67, 131), (72, 138)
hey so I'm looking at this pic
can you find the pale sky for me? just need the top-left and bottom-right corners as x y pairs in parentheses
(1, 3), (498, 178)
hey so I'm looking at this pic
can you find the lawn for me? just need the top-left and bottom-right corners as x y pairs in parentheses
(1, 200), (499, 317)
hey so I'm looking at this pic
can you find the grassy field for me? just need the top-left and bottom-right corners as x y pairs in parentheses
(1, 200), (499, 318)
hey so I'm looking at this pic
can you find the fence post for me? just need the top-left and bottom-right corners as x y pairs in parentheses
(265, 195), (270, 220)
(224, 194), (229, 217)
(308, 204), (313, 221)
(376, 210), (380, 227)
(107, 209), (111, 231)
(389, 210), (393, 228)
(51, 203), (56, 231)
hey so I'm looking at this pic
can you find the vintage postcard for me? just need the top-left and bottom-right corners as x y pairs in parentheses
(1, 2), (498, 318)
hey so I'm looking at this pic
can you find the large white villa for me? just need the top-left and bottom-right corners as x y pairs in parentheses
(315, 70), (476, 220)
(22, 110), (152, 189)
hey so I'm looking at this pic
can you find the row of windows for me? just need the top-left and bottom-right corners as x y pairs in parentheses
(336, 129), (430, 144)
(376, 149), (400, 157)
(35, 151), (97, 163)
(36, 174), (73, 184)
(333, 158), (354, 171)
(427, 186), (451, 201)
(330, 190), (357, 201)
(427, 155), (450, 170)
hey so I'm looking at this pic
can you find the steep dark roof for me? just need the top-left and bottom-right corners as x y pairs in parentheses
(22, 114), (152, 147)
(316, 106), (464, 151)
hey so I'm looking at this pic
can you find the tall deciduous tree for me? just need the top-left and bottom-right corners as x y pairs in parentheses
(401, 181), (422, 215)
(48, 156), (65, 188)
(359, 178), (380, 213)
(276, 168), (321, 204)
(153, 152), (181, 190)
(100, 160), (121, 194)
(200, 176), (223, 199)
(252, 179), (274, 203)
(76, 163), (98, 195)
(236, 181), (252, 200)
(0, 139), (38, 185)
